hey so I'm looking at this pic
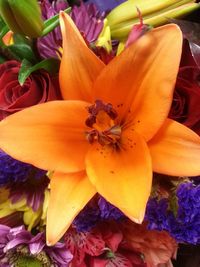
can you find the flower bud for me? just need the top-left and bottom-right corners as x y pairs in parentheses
(107, 0), (200, 40)
(0, 0), (44, 37)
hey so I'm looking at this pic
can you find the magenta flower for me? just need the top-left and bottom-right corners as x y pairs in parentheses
(71, 2), (104, 43)
(38, 1), (104, 59)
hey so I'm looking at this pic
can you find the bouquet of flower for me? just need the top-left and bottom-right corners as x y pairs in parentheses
(0, 0), (200, 266)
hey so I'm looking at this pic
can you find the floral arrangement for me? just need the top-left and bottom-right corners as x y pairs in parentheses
(0, 0), (199, 266)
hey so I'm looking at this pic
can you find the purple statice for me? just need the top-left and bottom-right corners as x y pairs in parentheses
(145, 198), (169, 231)
(84, 0), (125, 12)
(73, 200), (100, 232)
(38, 0), (68, 59)
(73, 196), (125, 232)
(71, 2), (104, 43)
(146, 182), (200, 244)
(0, 151), (32, 186)
(0, 225), (72, 266)
(98, 197), (125, 221)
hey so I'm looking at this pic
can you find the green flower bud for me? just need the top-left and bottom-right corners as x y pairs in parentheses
(0, 0), (44, 37)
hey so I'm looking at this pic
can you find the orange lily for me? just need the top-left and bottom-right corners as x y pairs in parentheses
(0, 12), (200, 246)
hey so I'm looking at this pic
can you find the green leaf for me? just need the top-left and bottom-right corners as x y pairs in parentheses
(0, 55), (6, 63)
(18, 58), (60, 85)
(7, 43), (37, 63)
(0, 24), (9, 40)
(169, 193), (178, 217)
(13, 33), (30, 45)
(42, 7), (71, 36)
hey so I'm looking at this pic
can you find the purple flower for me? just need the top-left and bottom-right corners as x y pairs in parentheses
(85, 0), (125, 12)
(73, 196), (125, 232)
(38, 0), (68, 59)
(38, 1), (104, 59)
(71, 2), (104, 43)
(8, 172), (49, 212)
(0, 225), (72, 266)
(0, 150), (49, 212)
(73, 200), (100, 232)
(0, 151), (34, 186)
(145, 198), (169, 231)
(40, 0), (68, 19)
(98, 197), (125, 220)
(145, 182), (200, 244)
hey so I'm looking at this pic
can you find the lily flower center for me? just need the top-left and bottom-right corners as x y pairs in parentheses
(85, 100), (121, 146)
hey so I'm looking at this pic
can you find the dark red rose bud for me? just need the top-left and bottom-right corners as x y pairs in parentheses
(0, 60), (61, 120)
(169, 43), (200, 135)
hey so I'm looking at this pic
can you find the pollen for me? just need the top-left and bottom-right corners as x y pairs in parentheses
(85, 100), (121, 146)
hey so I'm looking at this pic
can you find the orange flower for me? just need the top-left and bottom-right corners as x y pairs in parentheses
(0, 12), (200, 246)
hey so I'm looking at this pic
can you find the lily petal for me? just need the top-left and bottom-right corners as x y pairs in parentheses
(93, 24), (182, 141)
(86, 128), (152, 223)
(59, 12), (105, 102)
(148, 119), (200, 176)
(47, 171), (96, 245)
(0, 100), (90, 173)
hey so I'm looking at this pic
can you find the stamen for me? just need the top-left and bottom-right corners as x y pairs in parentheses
(85, 100), (121, 146)
(86, 100), (118, 127)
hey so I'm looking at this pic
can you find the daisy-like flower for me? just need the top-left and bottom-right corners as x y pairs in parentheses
(71, 2), (104, 43)
(38, 0), (104, 59)
(0, 225), (72, 266)
(0, 153), (49, 230)
(0, 13), (200, 246)
(38, 0), (69, 59)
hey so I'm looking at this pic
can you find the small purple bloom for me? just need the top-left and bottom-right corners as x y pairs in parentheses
(0, 224), (73, 266)
(98, 197), (125, 221)
(73, 199), (100, 232)
(146, 182), (200, 244)
(0, 151), (32, 186)
(85, 0), (125, 12)
(71, 2), (104, 43)
(74, 196), (125, 232)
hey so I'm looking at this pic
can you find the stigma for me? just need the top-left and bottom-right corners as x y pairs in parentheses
(85, 100), (121, 146)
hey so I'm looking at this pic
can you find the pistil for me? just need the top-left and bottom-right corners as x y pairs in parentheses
(85, 100), (121, 146)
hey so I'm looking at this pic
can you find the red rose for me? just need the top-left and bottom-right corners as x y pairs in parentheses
(169, 43), (200, 135)
(0, 60), (61, 119)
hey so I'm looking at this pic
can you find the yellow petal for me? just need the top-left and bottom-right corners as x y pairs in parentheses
(148, 119), (200, 176)
(59, 12), (105, 102)
(86, 128), (152, 223)
(0, 100), (90, 173)
(93, 24), (182, 141)
(47, 171), (96, 245)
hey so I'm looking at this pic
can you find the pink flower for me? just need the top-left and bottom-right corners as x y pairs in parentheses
(121, 222), (177, 267)
(64, 228), (105, 266)
(65, 222), (147, 267)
